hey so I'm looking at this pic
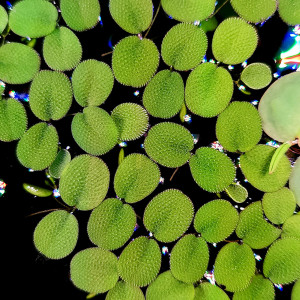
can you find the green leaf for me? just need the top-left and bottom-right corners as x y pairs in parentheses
(0, 5), (8, 34)
(258, 71), (300, 143)
(278, 0), (300, 25)
(118, 148), (125, 166)
(87, 198), (136, 250)
(71, 59), (114, 107)
(146, 271), (195, 300)
(170, 234), (209, 283)
(212, 17), (258, 65)
(239, 144), (291, 192)
(235, 201), (281, 249)
(0, 42), (40, 84)
(118, 236), (161, 287)
(23, 183), (53, 197)
(16, 122), (58, 171)
(161, 0), (216, 22)
(144, 122), (194, 168)
(262, 187), (296, 225)
(230, 0), (277, 23)
(0, 98), (27, 142)
(194, 199), (239, 243)
(189, 147), (236, 193)
(112, 36), (159, 87)
(200, 17), (218, 33)
(29, 70), (73, 121)
(263, 237), (300, 284)
(106, 281), (145, 300)
(194, 282), (230, 300)
(109, 0), (153, 34)
(111, 103), (149, 141)
(290, 157), (300, 206)
(185, 62), (233, 118)
(269, 142), (292, 174)
(59, 155), (110, 211)
(142, 69), (184, 119)
(161, 23), (207, 71)
(8, 0), (58, 38)
(49, 149), (71, 179)
(225, 183), (248, 203)
(71, 106), (119, 156)
(143, 189), (194, 243)
(281, 214), (300, 239)
(240, 63), (272, 90)
(34, 210), (78, 259)
(60, 0), (100, 31)
(232, 274), (275, 300)
(70, 247), (118, 294)
(216, 101), (262, 153)
(42, 26), (82, 71)
(214, 242), (256, 292)
(292, 280), (300, 300)
(114, 153), (160, 203)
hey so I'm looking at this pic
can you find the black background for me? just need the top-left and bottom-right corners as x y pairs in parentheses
(0, 0), (298, 299)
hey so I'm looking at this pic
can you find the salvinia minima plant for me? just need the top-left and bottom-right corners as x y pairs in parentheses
(1, 0), (300, 299)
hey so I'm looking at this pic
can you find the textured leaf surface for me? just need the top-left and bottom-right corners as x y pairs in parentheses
(292, 280), (300, 300)
(0, 42), (40, 84)
(43, 26), (82, 71)
(70, 248), (118, 294)
(71, 107), (119, 155)
(161, 0), (216, 22)
(49, 149), (71, 179)
(240, 145), (291, 192)
(231, 0), (277, 23)
(59, 155), (110, 211)
(194, 200), (239, 243)
(216, 101), (262, 152)
(114, 153), (160, 203)
(232, 274), (275, 300)
(0, 98), (27, 142)
(34, 210), (78, 259)
(109, 0), (153, 34)
(72, 59), (114, 107)
(262, 187), (296, 225)
(214, 243), (256, 292)
(225, 183), (248, 203)
(87, 198), (136, 250)
(258, 72), (300, 142)
(112, 36), (159, 87)
(185, 62), (233, 117)
(118, 236), (161, 287)
(16, 122), (58, 171)
(146, 271), (195, 300)
(143, 69), (184, 119)
(0, 5), (8, 34)
(278, 0), (300, 25)
(60, 0), (100, 31)
(29, 70), (73, 121)
(189, 147), (236, 192)
(170, 235), (209, 283)
(240, 63), (272, 90)
(161, 23), (207, 71)
(143, 189), (194, 242)
(212, 17), (258, 64)
(106, 281), (145, 300)
(290, 157), (300, 206)
(263, 237), (300, 284)
(194, 282), (230, 300)
(144, 122), (194, 168)
(281, 214), (300, 239)
(235, 201), (281, 249)
(8, 0), (58, 38)
(111, 103), (149, 141)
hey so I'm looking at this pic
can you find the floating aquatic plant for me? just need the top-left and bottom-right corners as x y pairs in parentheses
(1, 0), (300, 298)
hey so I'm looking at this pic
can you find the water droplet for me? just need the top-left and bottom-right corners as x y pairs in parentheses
(0, 179), (7, 197)
(53, 189), (60, 198)
(162, 246), (169, 255)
